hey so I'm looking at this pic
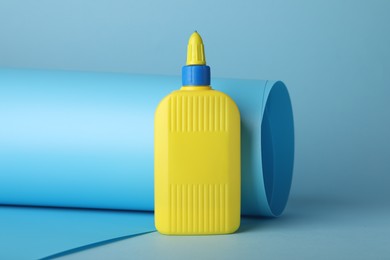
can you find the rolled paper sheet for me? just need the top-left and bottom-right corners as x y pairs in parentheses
(0, 69), (294, 217)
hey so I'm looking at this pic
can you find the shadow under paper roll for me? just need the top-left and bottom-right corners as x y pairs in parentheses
(0, 69), (294, 217)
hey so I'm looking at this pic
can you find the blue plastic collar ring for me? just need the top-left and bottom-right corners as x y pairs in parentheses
(182, 65), (211, 86)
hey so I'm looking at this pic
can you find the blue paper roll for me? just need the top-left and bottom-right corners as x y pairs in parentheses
(0, 69), (294, 217)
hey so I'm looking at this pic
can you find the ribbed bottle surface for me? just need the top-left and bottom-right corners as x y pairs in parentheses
(168, 184), (230, 234)
(168, 95), (229, 132)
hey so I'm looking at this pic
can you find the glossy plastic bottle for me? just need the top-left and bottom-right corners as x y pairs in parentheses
(154, 32), (241, 235)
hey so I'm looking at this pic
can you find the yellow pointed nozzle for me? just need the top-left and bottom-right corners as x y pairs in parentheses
(186, 31), (206, 65)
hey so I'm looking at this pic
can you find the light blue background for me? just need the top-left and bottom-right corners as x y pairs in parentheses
(1, 0), (389, 258)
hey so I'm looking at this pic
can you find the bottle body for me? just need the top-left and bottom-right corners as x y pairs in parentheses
(154, 87), (240, 235)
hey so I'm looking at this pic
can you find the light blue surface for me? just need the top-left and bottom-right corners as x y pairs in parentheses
(0, 69), (293, 217)
(0, 206), (154, 259)
(60, 198), (390, 260)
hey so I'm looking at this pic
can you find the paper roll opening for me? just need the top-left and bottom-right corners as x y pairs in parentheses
(261, 81), (294, 216)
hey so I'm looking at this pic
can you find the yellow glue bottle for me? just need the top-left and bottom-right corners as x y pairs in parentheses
(154, 31), (240, 235)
